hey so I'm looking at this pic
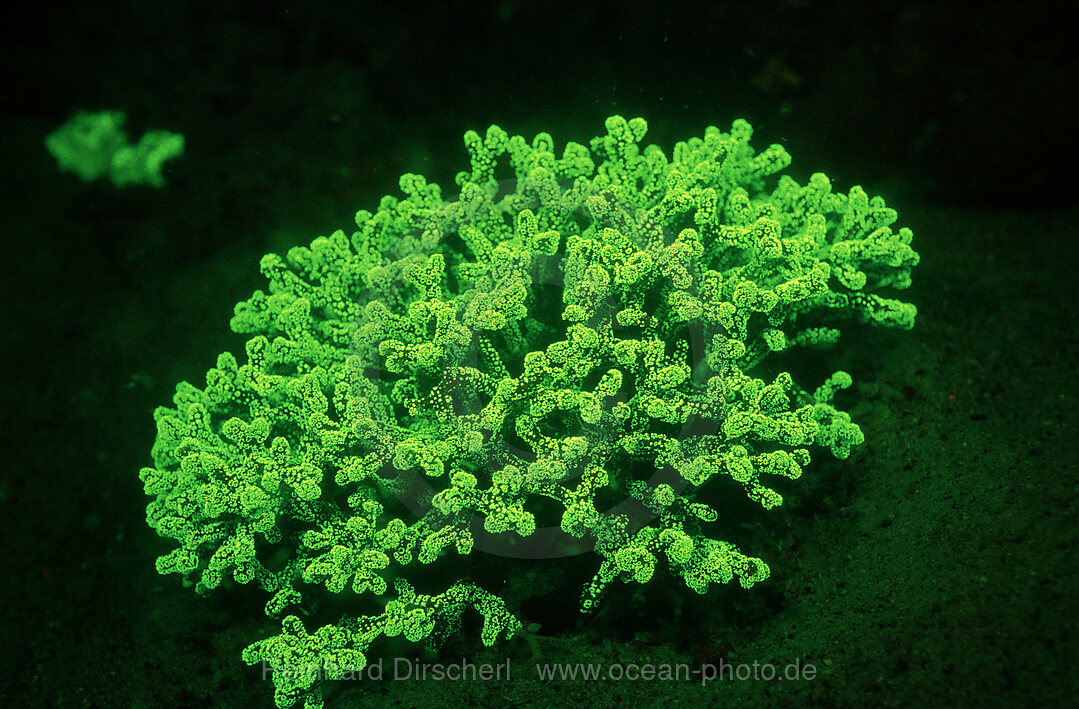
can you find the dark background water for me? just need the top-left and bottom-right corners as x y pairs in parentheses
(1, 1), (1076, 706)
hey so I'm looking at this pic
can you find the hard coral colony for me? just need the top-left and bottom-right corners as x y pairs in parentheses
(140, 115), (918, 708)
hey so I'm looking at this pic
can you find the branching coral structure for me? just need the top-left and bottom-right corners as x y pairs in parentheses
(45, 110), (184, 187)
(140, 115), (918, 708)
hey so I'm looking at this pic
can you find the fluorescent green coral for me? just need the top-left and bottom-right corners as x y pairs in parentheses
(45, 110), (184, 187)
(141, 115), (917, 708)
(241, 579), (518, 709)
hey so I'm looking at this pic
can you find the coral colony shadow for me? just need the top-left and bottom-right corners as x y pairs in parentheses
(140, 115), (918, 709)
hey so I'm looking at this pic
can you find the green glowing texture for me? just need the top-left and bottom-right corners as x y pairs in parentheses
(45, 110), (184, 187)
(141, 115), (918, 708)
